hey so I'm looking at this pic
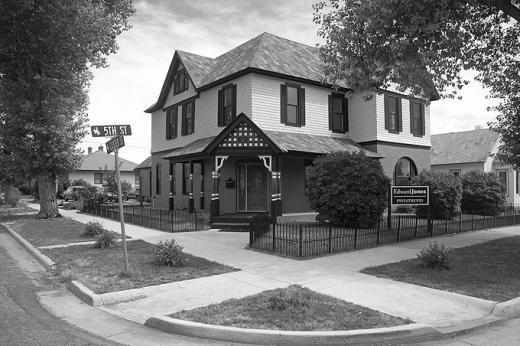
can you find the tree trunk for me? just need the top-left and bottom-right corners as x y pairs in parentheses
(37, 174), (61, 218)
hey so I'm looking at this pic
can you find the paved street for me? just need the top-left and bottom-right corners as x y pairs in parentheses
(0, 226), (121, 346)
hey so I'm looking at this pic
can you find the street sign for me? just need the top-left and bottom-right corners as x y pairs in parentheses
(391, 186), (429, 205)
(106, 135), (125, 154)
(91, 125), (132, 137)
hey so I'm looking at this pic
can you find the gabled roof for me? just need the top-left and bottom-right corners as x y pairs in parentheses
(79, 150), (138, 172)
(134, 155), (152, 171)
(431, 128), (500, 165)
(146, 33), (346, 113)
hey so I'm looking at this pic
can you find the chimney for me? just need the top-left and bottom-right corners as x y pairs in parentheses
(98, 145), (104, 152)
(87, 147), (92, 154)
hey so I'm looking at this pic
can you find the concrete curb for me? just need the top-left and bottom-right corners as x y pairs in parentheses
(492, 297), (520, 319)
(1, 222), (55, 268)
(144, 316), (441, 345)
(68, 280), (104, 306)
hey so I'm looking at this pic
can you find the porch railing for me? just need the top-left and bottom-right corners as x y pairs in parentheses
(83, 202), (208, 233)
(249, 205), (520, 259)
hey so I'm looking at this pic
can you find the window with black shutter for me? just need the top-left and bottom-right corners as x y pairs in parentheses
(280, 83), (305, 126)
(384, 94), (402, 133)
(166, 107), (178, 139)
(181, 99), (195, 136)
(218, 84), (237, 126)
(155, 164), (161, 194)
(328, 94), (349, 133)
(410, 101), (425, 137)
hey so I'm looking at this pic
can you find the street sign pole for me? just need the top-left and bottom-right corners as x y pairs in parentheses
(114, 148), (129, 273)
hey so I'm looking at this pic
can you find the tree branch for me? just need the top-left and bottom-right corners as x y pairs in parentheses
(481, 0), (520, 21)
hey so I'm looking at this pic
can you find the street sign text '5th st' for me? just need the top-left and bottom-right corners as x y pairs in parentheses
(91, 125), (132, 137)
(106, 135), (125, 154)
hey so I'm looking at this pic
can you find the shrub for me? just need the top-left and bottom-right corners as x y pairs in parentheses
(83, 221), (105, 237)
(306, 151), (390, 227)
(267, 285), (309, 311)
(417, 241), (451, 270)
(4, 186), (21, 207)
(153, 239), (184, 266)
(461, 170), (505, 216)
(95, 231), (117, 249)
(412, 171), (461, 220)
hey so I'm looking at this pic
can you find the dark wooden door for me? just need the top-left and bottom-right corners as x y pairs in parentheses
(237, 163), (267, 212)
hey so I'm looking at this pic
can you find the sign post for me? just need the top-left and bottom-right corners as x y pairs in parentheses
(103, 132), (130, 274)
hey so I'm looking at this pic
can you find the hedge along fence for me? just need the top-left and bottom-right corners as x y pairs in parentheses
(249, 205), (520, 259)
(83, 202), (208, 233)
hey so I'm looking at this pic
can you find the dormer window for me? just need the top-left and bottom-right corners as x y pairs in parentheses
(173, 67), (189, 95)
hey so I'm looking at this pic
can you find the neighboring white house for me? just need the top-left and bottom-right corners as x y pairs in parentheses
(67, 146), (139, 188)
(431, 128), (519, 204)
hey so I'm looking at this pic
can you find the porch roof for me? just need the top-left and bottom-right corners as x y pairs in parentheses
(161, 131), (382, 160)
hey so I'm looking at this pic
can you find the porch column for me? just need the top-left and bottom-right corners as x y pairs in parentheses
(168, 162), (175, 211)
(188, 161), (194, 212)
(271, 155), (282, 220)
(199, 162), (205, 210)
(210, 159), (220, 221)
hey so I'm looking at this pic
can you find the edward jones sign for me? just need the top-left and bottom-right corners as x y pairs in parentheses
(391, 186), (429, 205)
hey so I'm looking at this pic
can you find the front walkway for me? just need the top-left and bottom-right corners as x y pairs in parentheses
(34, 204), (518, 327)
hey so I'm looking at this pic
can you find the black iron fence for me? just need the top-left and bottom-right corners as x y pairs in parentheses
(249, 205), (520, 259)
(83, 202), (208, 232)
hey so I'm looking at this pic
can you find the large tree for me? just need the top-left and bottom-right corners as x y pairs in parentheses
(0, 0), (134, 217)
(314, 0), (520, 164)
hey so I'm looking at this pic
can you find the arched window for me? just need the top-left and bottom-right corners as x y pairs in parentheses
(394, 157), (417, 186)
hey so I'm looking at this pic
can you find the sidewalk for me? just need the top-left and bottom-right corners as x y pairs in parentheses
(46, 204), (518, 328)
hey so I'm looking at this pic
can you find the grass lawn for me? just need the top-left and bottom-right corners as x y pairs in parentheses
(3, 216), (125, 247)
(362, 236), (520, 302)
(169, 285), (410, 331)
(43, 240), (238, 294)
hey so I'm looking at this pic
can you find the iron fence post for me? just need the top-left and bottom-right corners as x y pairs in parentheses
(472, 213), (475, 231)
(272, 222), (276, 251)
(194, 210), (198, 231)
(170, 211), (174, 232)
(328, 224), (332, 253)
(445, 218), (448, 234)
(298, 224), (303, 258)
(376, 220), (381, 245)
(414, 216), (418, 238)
(459, 213), (462, 233)
(354, 226), (358, 249)
(396, 216), (401, 242)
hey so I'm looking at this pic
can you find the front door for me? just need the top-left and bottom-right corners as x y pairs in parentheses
(237, 163), (268, 212)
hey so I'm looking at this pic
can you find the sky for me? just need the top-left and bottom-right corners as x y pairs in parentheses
(82, 0), (499, 164)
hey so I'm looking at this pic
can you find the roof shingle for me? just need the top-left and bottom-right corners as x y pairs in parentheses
(79, 150), (138, 172)
(431, 129), (499, 165)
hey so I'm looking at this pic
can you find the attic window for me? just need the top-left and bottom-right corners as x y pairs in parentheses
(173, 67), (189, 95)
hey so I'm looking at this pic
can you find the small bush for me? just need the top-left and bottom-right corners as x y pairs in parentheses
(4, 186), (21, 207)
(267, 285), (309, 311)
(306, 151), (390, 227)
(461, 170), (505, 216)
(412, 171), (462, 220)
(153, 239), (184, 266)
(95, 231), (117, 249)
(417, 241), (451, 270)
(83, 221), (105, 237)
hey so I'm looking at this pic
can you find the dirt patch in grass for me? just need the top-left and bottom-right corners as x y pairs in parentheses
(3, 216), (125, 247)
(43, 240), (238, 294)
(169, 285), (410, 331)
(362, 236), (520, 302)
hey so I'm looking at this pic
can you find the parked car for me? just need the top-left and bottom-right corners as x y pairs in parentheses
(62, 186), (87, 201)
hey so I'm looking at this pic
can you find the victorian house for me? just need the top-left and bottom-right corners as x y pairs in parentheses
(144, 33), (432, 225)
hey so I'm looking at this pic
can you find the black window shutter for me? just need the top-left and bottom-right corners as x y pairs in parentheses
(181, 104), (186, 135)
(421, 104), (425, 136)
(397, 98), (402, 132)
(410, 101), (415, 135)
(172, 108), (178, 138)
(166, 110), (171, 139)
(191, 100), (195, 134)
(384, 96), (390, 130)
(217, 88), (224, 126)
(280, 84), (287, 123)
(328, 95), (333, 130)
(342, 98), (349, 133)
(298, 87), (305, 126)
(232, 84), (237, 118)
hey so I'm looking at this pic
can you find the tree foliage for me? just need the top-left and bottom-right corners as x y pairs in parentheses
(412, 171), (462, 219)
(460, 170), (505, 215)
(306, 151), (390, 227)
(314, 1), (520, 167)
(0, 0), (134, 217)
